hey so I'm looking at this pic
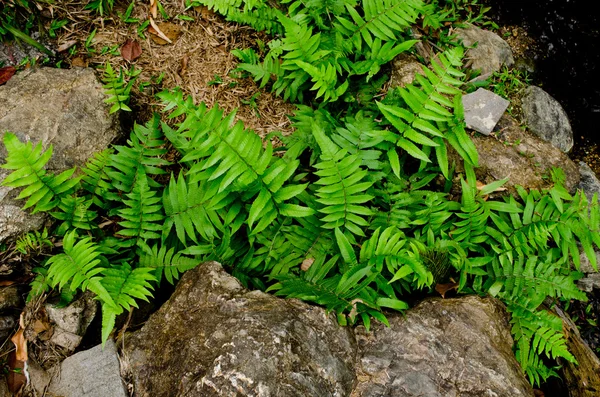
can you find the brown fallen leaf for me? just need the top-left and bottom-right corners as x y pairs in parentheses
(435, 282), (459, 298)
(57, 39), (78, 52)
(0, 66), (16, 85)
(71, 57), (88, 68)
(121, 39), (142, 62)
(8, 316), (28, 393)
(149, 0), (157, 19)
(149, 20), (183, 45)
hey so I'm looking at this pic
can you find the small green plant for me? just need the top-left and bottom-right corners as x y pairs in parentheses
(85, 0), (114, 16)
(101, 62), (140, 113)
(15, 228), (53, 256)
(118, 1), (139, 24)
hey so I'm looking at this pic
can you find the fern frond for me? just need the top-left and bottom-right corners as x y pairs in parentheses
(81, 148), (114, 208)
(51, 196), (98, 235)
(101, 62), (135, 113)
(1, 133), (80, 213)
(15, 228), (52, 255)
(100, 263), (155, 343)
(313, 125), (374, 236)
(139, 242), (199, 284)
(117, 171), (164, 244)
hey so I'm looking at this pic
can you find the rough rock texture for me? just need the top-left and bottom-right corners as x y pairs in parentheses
(30, 340), (128, 397)
(521, 86), (574, 153)
(0, 67), (121, 242)
(578, 162), (600, 202)
(353, 296), (534, 397)
(450, 114), (579, 194)
(124, 261), (357, 397)
(45, 292), (98, 352)
(0, 314), (17, 341)
(456, 24), (514, 78)
(553, 306), (600, 397)
(389, 54), (424, 89)
(462, 88), (509, 135)
(0, 286), (22, 312)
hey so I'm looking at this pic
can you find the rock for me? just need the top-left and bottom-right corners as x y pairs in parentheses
(124, 261), (357, 397)
(0, 67), (121, 242)
(0, 286), (22, 312)
(456, 24), (514, 78)
(578, 162), (600, 202)
(521, 86), (574, 153)
(462, 88), (510, 135)
(577, 273), (600, 293)
(50, 328), (83, 352)
(449, 114), (579, 194)
(0, 314), (17, 341)
(353, 296), (534, 397)
(553, 306), (600, 397)
(46, 292), (98, 335)
(389, 54), (424, 89)
(32, 339), (128, 397)
(0, 39), (49, 67)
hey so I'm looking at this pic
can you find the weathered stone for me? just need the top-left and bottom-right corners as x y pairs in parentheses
(0, 314), (17, 342)
(456, 24), (514, 78)
(578, 250), (600, 274)
(354, 296), (533, 397)
(553, 306), (600, 397)
(462, 88), (510, 135)
(124, 261), (357, 397)
(0, 38), (49, 67)
(521, 86), (573, 153)
(35, 340), (128, 397)
(0, 286), (22, 312)
(50, 328), (83, 351)
(578, 162), (600, 202)
(577, 273), (600, 293)
(389, 54), (424, 89)
(0, 67), (121, 242)
(449, 114), (579, 194)
(46, 292), (98, 335)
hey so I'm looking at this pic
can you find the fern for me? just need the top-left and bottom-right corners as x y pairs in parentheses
(1, 133), (80, 213)
(51, 196), (98, 235)
(139, 242), (199, 284)
(101, 62), (136, 113)
(15, 228), (52, 255)
(81, 149), (114, 209)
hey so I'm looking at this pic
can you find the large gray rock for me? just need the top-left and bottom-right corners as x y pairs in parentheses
(353, 296), (534, 397)
(578, 162), (600, 203)
(44, 292), (98, 352)
(462, 88), (509, 135)
(124, 261), (357, 397)
(456, 24), (514, 78)
(450, 114), (579, 194)
(0, 67), (121, 242)
(31, 339), (128, 397)
(521, 86), (574, 153)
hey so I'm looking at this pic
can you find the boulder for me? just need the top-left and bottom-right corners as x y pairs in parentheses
(389, 54), (424, 89)
(124, 261), (357, 397)
(0, 286), (22, 312)
(578, 162), (600, 202)
(456, 24), (514, 78)
(29, 339), (128, 397)
(450, 114), (579, 194)
(353, 296), (534, 397)
(0, 67), (121, 242)
(521, 86), (573, 153)
(462, 88), (510, 135)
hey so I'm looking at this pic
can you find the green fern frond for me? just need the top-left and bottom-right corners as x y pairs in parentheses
(117, 171), (164, 244)
(313, 125), (374, 236)
(101, 62), (135, 113)
(15, 228), (53, 255)
(100, 263), (155, 343)
(51, 196), (98, 235)
(1, 133), (80, 213)
(139, 242), (199, 284)
(81, 148), (114, 208)
(335, 0), (424, 52)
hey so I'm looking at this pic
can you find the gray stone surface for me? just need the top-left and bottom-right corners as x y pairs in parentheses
(44, 340), (127, 397)
(0, 314), (17, 342)
(578, 162), (600, 203)
(389, 54), (424, 89)
(353, 296), (534, 397)
(125, 261), (357, 397)
(0, 286), (22, 312)
(125, 262), (535, 397)
(456, 24), (514, 78)
(0, 67), (121, 242)
(46, 292), (98, 335)
(462, 88), (510, 135)
(449, 114), (580, 195)
(521, 85), (574, 153)
(0, 38), (49, 67)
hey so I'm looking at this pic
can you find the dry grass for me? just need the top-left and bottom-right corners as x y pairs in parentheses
(48, 0), (295, 139)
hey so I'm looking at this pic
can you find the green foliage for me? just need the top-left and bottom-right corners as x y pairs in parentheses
(85, 0), (115, 15)
(15, 228), (52, 256)
(101, 62), (139, 114)
(3, 0), (599, 387)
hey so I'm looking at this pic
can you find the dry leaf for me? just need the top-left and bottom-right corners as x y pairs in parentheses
(301, 257), (315, 271)
(32, 319), (50, 334)
(0, 66), (16, 85)
(435, 282), (459, 298)
(149, 0), (157, 19)
(179, 54), (189, 77)
(57, 40), (78, 52)
(0, 280), (17, 286)
(148, 20), (183, 45)
(194, 5), (213, 19)
(8, 320), (28, 393)
(71, 57), (88, 68)
(121, 39), (142, 62)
